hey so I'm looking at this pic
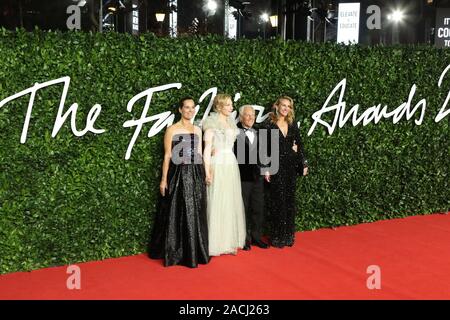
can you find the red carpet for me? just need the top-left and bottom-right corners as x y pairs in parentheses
(1, 213), (450, 300)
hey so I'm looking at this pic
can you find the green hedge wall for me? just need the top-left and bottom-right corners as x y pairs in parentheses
(0, 29), (449, 274)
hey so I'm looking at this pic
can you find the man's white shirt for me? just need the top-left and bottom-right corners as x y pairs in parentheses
(244, 128), (255, 144)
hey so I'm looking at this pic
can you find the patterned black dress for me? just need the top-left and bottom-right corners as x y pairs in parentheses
(149, 133), (210, 267)
(263, 120), (308, 248)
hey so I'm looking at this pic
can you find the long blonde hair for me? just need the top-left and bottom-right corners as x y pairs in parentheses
(213, 94), (232, 112)
(270, 95), (295, 125)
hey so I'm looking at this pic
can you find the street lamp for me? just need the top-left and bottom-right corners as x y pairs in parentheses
(203, 0), (218, 34)
(156, 13), (166, 35)
(206, 0), (218, 12)
(156, 13), (166, 22)
(270, 14), (278, 37)
(269, 15), (278, 27)
(387, 9), (404, 44)
(387, 9), (404, 23)
(260, 13), (269, 39)
(261, 13), (269, 22)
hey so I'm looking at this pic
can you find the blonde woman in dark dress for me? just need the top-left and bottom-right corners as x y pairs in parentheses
(263, 96), (309, 248)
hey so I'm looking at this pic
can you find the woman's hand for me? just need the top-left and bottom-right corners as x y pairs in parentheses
(160, 180), (168, 196)
(264, 171), (271, 183)
(292, 140), (298, 153)
(303, 167), (309, 176)
(205, 172), (213, 186)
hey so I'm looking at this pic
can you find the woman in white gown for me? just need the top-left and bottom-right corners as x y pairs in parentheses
(202, 94), (246, 256)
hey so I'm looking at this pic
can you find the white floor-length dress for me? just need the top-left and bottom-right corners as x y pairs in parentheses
(202, 112), (246, 256)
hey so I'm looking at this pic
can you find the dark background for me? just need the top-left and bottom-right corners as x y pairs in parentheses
(1, 0), (450, 44)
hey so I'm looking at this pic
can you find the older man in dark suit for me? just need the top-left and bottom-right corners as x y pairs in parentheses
(234, 105), (269, 250)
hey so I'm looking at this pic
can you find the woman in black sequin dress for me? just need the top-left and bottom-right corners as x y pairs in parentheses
(149, 97), (210, 267)
(263, 96), (309, 248)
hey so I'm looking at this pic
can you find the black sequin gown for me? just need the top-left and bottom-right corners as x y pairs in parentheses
(149, 133), (210, 267)
(263, 120), (308, 248)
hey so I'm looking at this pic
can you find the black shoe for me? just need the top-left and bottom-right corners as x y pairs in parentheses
(252, 239), (269, 249)
(243, 241), (251, 251)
